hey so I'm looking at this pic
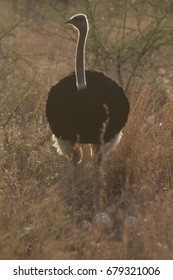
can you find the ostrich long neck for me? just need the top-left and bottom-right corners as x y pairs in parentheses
(76, 27), (88, 91)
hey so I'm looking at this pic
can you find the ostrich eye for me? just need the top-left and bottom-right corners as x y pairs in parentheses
(75, 17), (81, 22)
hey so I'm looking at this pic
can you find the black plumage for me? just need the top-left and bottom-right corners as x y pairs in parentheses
(46, 70), (130, 145)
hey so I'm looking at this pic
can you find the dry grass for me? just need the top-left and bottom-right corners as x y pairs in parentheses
(1, 84), (172, 260)
(0, 1), (173, 260)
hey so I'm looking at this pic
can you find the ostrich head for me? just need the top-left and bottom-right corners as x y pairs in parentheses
(65, 14), (88, 33)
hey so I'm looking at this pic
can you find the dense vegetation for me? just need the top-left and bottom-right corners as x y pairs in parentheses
(0, 0), (173, 259)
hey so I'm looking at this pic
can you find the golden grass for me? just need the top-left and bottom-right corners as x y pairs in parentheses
(1, 83), (173, 259)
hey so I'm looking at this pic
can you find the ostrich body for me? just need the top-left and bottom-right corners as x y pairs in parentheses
(47, 70), (129, 144)
(46, 14), (130, 210)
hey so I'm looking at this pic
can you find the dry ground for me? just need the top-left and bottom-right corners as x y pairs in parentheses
(0, 1), (173, 260)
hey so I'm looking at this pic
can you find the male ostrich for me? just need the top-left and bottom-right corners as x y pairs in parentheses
(46, 14), (130, 210)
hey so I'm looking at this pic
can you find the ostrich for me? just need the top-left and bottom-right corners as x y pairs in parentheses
(46, 14), (130, 210)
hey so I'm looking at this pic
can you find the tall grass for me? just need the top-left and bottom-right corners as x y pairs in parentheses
(1, 82), (172, 259)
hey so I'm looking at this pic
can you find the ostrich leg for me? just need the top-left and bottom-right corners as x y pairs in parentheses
(92, 145), (103, 212)
(71, 145), (83, 221)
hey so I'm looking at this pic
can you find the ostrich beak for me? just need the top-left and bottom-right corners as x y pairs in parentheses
(64, 18), (72, 24)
